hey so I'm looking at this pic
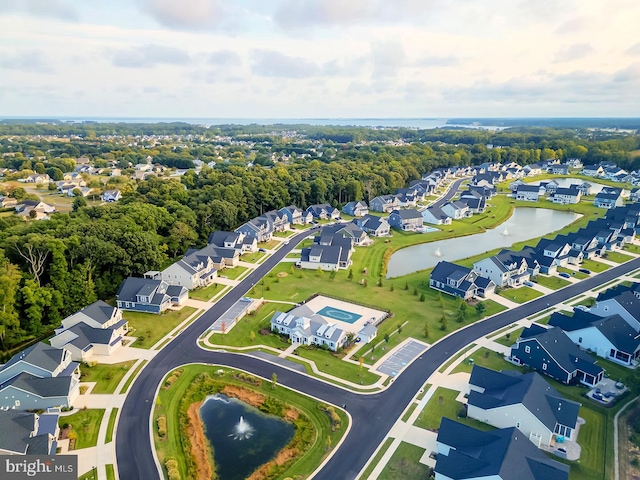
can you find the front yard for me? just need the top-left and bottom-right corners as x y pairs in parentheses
(79, 361), (136, 393)
(603, 251), (634, 264)
(59, 409), (105, 450)
(377, 442), (431, 480)
(126, 307), (197, 348)
(497, 286), (543, 303)
(534, 275), (572, 290)
(580, 258), (611, 273)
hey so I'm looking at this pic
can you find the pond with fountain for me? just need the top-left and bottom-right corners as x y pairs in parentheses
(200, 393), (295, 480)
(386, 208), (581, 278)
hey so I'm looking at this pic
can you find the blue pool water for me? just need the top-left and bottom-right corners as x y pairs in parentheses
(317, 306), (362, 324)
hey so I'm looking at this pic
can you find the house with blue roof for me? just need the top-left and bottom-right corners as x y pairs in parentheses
(0, 411), (60, 455)
(435, 418), (570, 480)
(510, 325), (604, 387)
(353, 215), (390, 236)
(467, 366), (581, 447)
(342, 201), (369, 217)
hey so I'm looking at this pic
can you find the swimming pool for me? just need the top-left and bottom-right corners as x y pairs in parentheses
(317, 306), (362, 324)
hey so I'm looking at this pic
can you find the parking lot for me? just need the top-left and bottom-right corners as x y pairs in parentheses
(376, 340), (427, 377)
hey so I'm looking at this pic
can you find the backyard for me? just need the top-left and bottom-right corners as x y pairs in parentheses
(126, 307), (197, 348)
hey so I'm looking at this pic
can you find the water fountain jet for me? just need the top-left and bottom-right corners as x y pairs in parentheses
(229, 416), (254, 440)
(434, 247), (442, 257)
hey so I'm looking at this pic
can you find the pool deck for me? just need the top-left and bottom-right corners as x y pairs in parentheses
(303, 295), (387, 334)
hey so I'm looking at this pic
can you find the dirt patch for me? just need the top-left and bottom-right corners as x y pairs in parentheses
(246, 447), (300, 480)
(277, 272), (288, 278)
(187, 401), (214, 480)
(221, 385), (265, 408)
(284, 408), (299, 422)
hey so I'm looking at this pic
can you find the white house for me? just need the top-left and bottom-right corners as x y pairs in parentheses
(550, 187), (581, 204)
(441, 200), (471, 219)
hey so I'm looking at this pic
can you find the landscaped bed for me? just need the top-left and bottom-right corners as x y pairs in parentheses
(153, 365), (348, 480)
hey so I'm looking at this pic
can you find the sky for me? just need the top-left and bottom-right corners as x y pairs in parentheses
(1, 0), (640, 118)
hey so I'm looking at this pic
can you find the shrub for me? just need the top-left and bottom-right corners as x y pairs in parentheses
(157, 415), (167, 437)
(166, 459), (180, 480)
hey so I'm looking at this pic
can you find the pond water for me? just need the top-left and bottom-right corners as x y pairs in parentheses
(199, 394), (295, 480)
(386, 208), (581, 278)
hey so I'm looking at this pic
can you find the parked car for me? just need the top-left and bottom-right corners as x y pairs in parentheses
(258, 248), (267, 252)
(578, 268), (591, 274)
(559, 272), (571, 278)
(523, 281), (534, 287)
(592, 392), (604, 401)
(574, 305), (590, 312)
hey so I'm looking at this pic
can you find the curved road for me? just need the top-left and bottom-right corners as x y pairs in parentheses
(116, 229), (640, 480)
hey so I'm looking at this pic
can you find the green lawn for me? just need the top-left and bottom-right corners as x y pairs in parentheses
(414, 387), (462, 430)
(105, 408), (118, 444)
(154, 365), (349, 480)
(241, 251), (266, 263)
(494, 328), (523, 347)
(259, 239), (281, 249)
(79, 361), (136, 394)
(558, 266), (588, 280)
(205, 301), (291, 350)
(189, 282), (226, 301)
(623, 243), (640, 254)
(119, 360), (147, 394)
(378, 442), (431, 480)
(219, 265), (248, 280)
(78, 469), (98, 480)
(580, 258), (611, 273)
(59, 409), (105, 450)
(294, 346), (381, 385)
(126, 307), (197, 348)
(498, 286), (543, 304)
(106, 465), (115, 480)
(534, 275), (571, 290)
(452, 347), (527, 374)
(603, 251), (634, 264)
(359, 438), (395, 480)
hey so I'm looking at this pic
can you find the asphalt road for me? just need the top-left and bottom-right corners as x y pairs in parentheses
(116, 226), (640, 480)
(430, 177), (467, 209)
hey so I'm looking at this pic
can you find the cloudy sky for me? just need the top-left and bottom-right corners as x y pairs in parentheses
(1, 0), (639, 118)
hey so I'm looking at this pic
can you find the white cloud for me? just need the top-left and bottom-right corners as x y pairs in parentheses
(371, 40), (406, 78)
(250, 50), (319, 78)
(109, 44), (191, 68)
(0, 0), (78, 21)
(553, 43), (594, 63)
(1, 50), (56, 73)
(207, 50), (242, 66)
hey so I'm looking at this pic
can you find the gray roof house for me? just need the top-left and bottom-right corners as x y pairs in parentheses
(510, 325), (605, 387)
(429, 261), (495, 300)
(0, 343), (80, 410)
(101, 189), (122, 202)
(473, 253), (533, 288)
(515, 184), (541, 201)
(278, 205), (312, 225)
(306, 204), (340, 220)
(388, 209), (423, 231)
(342, 201), (369, 217)
(116, 277), (187, 314)
(369, 195), (399, 213)
(208, 230), (257, 254)
(0, 411), (60, 455)
(549, 311), (640, 367)
(594, 191), (624, 209)
(322, 223), (370, 246)
(299, 233), (353, 271)
(467, 366), (581, 447)
(421, 205), (452, 225)
(353, 215), (391, 236)
(442, 200), (471, 219)
(587, 290), (640, 332)
(435, 418), (570, 480)
(550, 187), (581, 204)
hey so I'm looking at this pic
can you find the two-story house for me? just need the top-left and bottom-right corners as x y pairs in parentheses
(278, 205), (312, 225)
(306, 204), (340, 220)
(421, 205), (453, 225)
(515, 184), (540, 201)
(342, 201), (369, 217)
(441, 200), (471, 219)
(550, 187), (581, 204)
(473, 253), (532, 288)
(369, 195), (400, 213)
(388, 209), (423, 231)
(116, 278), (187, 314)
(353, 215), (390, 236)
(429, 261), (495, 299)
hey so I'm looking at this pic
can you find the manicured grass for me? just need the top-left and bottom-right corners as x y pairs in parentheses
(581, 258), (611, 273)
(623, 243), (640, 254)
(241, 251), (266, 263)
(126, 307), (197, 348)
(60, 409), (105, 450)
(558, 266), (588, 280)
(205, 302), (291, 350)
(260, 239), (281, 249)
(494, 328), (523, 347)
(497, 286), (543, 304)
(79, 361), (136, 394)
(401, 403), (418, 422)
(119, 360), (147, 394)
(359, 437), (395, 480)
(78, 469), (98, 480)
(563, 406), (605, 480)
(534, 275), (571, 290)
(153, 365), (349, 480)
(219, 265), (248, 280)
(189, 282), (223, 301)
(414, 387), (462, 430)
(378, 442), (431, 480)
(105, 464), (115, 480)
(294, 346), (381, 385)
(452, 347), (527, 374)
(105, 408), (118, 444)
(603, 251), (634, 264)
(273, 230), (294, 238)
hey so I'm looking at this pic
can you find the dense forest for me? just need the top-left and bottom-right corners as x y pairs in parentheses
(0, 124), (638, 355)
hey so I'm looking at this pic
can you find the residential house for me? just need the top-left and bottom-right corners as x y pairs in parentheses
(278, 205), (312, 225)
(0, 343), (80, 410)
(63, 172), (83, 182)
(0, 411), (60, 455)
(0, 195), (17, 208)
(50, 323), (124, 363)
(57, 300), (128, 334)
(353, 215), (390, 236)
(388, 209), (423, 231)
(510, 325), (605, 387)
(208, 230), (257, 254)
(515, 184), (540, 201)
(116, 277), (187, 314)
(539, 180), (559, 195)
(582, 164), (605, 177)
(589, 290), (640, 331)
(467, 366), (580, 447)
(630, 188), (640, 202)
(25, 174), (51, 184)
(468, 184), (496, 199)
(548, 164), (570, 175)
(548, 311), (640, 367)
(429, 261), (495, 299)
(523, 163), (543, 176)
(235, 216), (273, 242)
(101, 189), (122, 202)
(15, 200), (55, 214)
(421, 205), (452, 225)
(158, 246), (225, 290)
(567, 158), (583, 168)
(459, 190), (487, 213)
(342, 201), (369, 217)
(270, 304), (353, 351)
(299, 232), (353, 271)
(322, 223), (369, 246)
(67, 187), (94, 198)
(550, 187), (581, 204)
(442, 200), (471, 219)
(435, 418), (570, 480)
(509, 179), (526, 191)
(369, 195), (400, 213)
(594, 190), (624, 209)
(306, 203), (340, 220)
(572, 182), (593, 196)
(473, 253), (533, 288)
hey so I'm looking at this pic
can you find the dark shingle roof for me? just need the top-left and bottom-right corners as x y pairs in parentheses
(3, 372), (72, 397)
(75, 300), (116, 325)
(0, 411), (35, 454)
(1, 342), (64, 374)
